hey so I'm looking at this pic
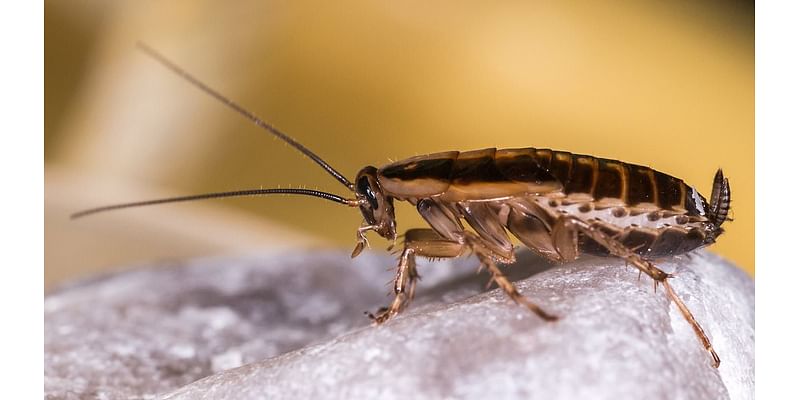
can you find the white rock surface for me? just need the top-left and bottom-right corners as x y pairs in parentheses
(45, 250), (754, 400)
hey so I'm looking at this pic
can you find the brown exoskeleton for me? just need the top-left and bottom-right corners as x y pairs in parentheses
(74, 44), (731, 368)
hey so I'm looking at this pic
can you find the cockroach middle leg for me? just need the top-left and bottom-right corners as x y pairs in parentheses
(464, 232), (558, 321)
(370, 228), (557, 323)
(551, 215), (720, 367)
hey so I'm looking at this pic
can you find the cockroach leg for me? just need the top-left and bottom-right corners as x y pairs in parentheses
(551, 216), (672, 281)
(551, 215), (719, 368)
(369, 247), (420, 323)
(370, 229), (460, 324)
(371, 228), (558, 323)
(464, 232), (558, 322)
(663, 280), (721, 368)
(72, 47), (731, 368)
(478, 252), (558, 321)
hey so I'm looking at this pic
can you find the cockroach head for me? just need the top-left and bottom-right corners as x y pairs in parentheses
(354, 166), (397, 240)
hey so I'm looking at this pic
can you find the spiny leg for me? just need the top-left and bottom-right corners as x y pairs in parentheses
(368, 247), (419, 323)
(369, 229), (461, 324)
(370, 228), (558, 324)
(663, 279), (720, 367)
(465, 232), (558, 321)
(552, 215), (720, 368)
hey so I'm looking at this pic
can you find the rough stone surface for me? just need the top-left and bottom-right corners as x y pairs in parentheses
(44, 250), (754, 400)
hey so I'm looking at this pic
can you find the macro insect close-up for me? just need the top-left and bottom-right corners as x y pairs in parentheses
(44, 3), (754, 399)
(74, 44), (731, 368)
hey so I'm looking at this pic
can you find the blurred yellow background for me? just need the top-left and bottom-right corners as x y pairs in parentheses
(45, 0), (753, 287)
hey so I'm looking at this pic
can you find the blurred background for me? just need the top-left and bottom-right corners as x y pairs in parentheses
(45, 0), (754, 288)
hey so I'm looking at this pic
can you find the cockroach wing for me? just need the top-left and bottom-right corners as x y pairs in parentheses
(379, 148), (563, 202)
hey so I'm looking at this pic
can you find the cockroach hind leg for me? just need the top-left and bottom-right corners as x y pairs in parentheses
(663, 280), (721, 368)
(552, 215), (720, 367)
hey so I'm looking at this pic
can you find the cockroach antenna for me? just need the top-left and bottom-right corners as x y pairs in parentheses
(135, 42), (354, 191)
(71, 43), (360, 219)
(71, 188), (358, 219)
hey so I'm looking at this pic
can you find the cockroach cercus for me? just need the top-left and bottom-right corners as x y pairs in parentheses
(74, 43), (731, 368)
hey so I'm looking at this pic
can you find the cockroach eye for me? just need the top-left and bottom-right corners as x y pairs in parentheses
(357, 175), (379, 210)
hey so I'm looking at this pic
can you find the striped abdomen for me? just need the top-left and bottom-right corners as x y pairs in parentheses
(378, 147), (706, 216)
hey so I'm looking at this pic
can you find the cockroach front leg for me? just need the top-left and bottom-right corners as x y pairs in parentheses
(371, 228), (558, 323)
(368, 247), (419, 324)
(551, 215), (721, 368)
(369, 229), (463, 324)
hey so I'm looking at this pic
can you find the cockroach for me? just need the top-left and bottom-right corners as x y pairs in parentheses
(74, 43), (731, 368)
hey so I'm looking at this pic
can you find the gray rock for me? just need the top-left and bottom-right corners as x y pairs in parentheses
(45, 250), (754, 400)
